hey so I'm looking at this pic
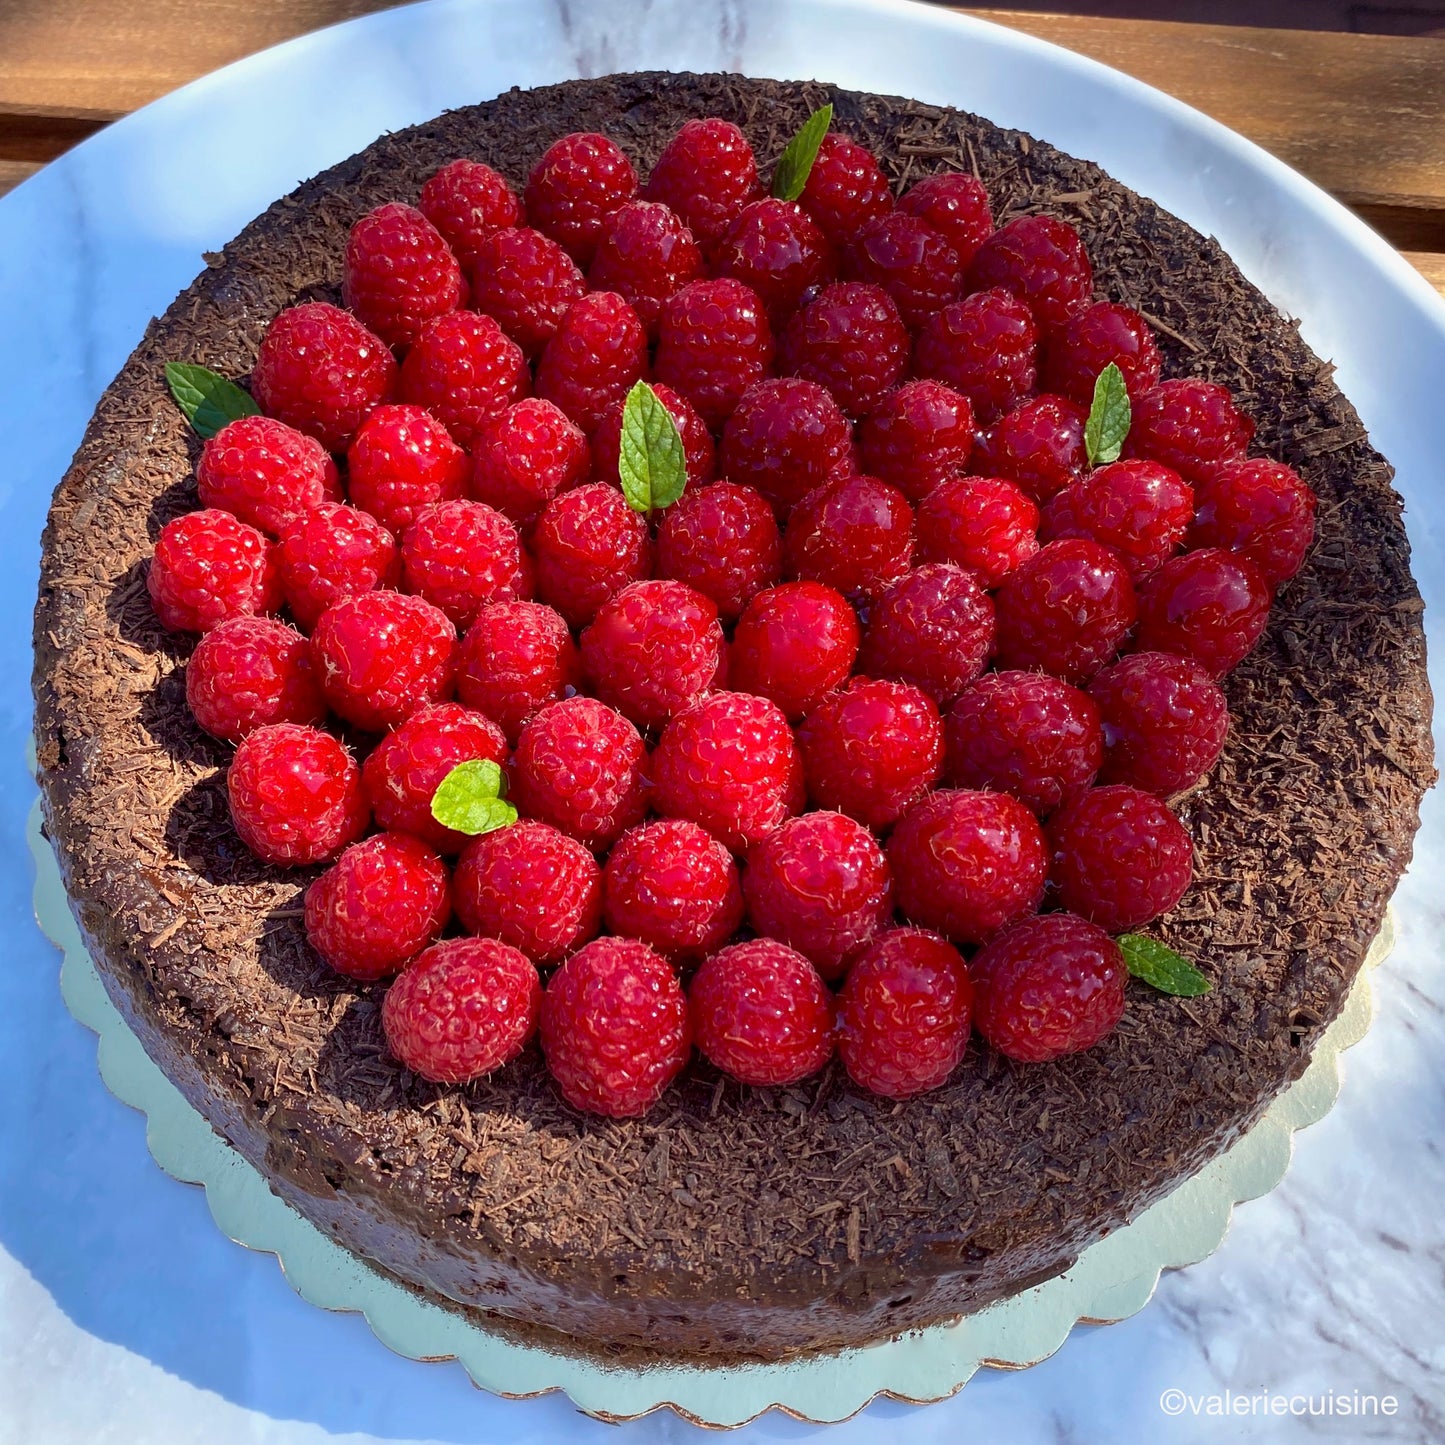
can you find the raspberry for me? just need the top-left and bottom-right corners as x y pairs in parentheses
(780, 281), (909, 419)
(149, 508), (280, 633)
(510, 696), (648, 850)
(304, 832), (451, 980)
(857, 562), (994, 705)
(913, 287), (1038, 426)
(970, 913), (1127, 1063)
(797, 677), (943, 829)
(401, 313), (530, 451)
(836, 929), (972, 1099)
(856, 379), (974, 503)
(713, 198), (835, 321)
(468, 398), (589, 524)
(888, 789), (1047, 943)
(361, 701), (508, 852)
(1125, 378), (1255, 482)
(587, 200), (704, 336)
(898, 172), (994, 268)
(718, 378), (852, 519)
(227, 723), (368, 866)
(197, 415), (341, 537)
(454, 819), (602, 964)
(456, 600), (579, 744)
(535, 290), (648, 434)
(784, 472), (913, 603)
(400, 500), (525, 629)
(744, 811), (892, 979)
(418, 158), (523, 269)
(591, 381), (715, 493)
(274, 501), (400, 631)
(342, 202), (465, 350)
(1134, 547), (1271, 678)
(944, 671), (1102, 816)
(540, 937), (690, 1117)
(654, 278), (775, 431)
(1041, 459), (1194, 583)
(966, 213), (1092, 334)
(845, 211), (963, 329)
(1048, 783), (1193, 931)
(524, 132), (638, 266)
(915, 474), (1040, 586)
(1188, 458), (1317, 588)
(643, 118), (761, 252)
(798, 132), (894, 248)
(346, 403), (469, 536)
(690, 940), (833, 1087)
(531, 482), (654, 628)
(469, 226), (586, 359)
(729, 580), (859, 721)
(992, 539), (1137, 685)
(310, 590), (456, 732)
(651, 691), (803, 853)
(974, 393), (1087, 504)
(602, 818), (744, 962)
(186, 617), (325, 743)
(1043, 301), (1162, 406)
(383, 937), (541, 1084)
(655, 481), (781, 624)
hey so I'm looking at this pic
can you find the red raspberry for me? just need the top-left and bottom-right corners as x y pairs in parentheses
(857, 563), (995, 705)
(1126, 378), (1255, 482)
(836, 929), (972, 1099)
(227, 723), (368, 866)
(468, 398), (589, 524)
(342, 202), (464, 350)
(898, 172), (994, 268)
(524, 132), (638, 266)
(797, 677), (943, 829)
(744, 811), (892, 979)
(310, 590), (456, 732)
(510, 696), (648, 849)
(857, 379), (974, 503)
(304, 832), (451, 980)
(689, 940), (833, 1087)
(916, 474), (1040, 586)
(780, 281), (909, 420)
(383, 937), (541, 1084)
(971, 913), (1127, 1063)
(399, 312), (529, 451)
(913, 287), (1038, 426)
(945, 670), (1102, 816)
(541, 937), (691, 1117)
(602, 818), (744, 962)
(729, 580), (859, 721)
(469, 226), (586, 359)
(993, 539), (1137, 684)
(149, 508), (280, 633)
(186, 617), (325, 743)
(845, 211), (962, 329)
(346, 403), (469, 536)
(274, 501), (399, 631)
(798, 132), (893, 248)
(591, 381), (714, 492)
(643, 118), (761, 253)
(1134, 547), (1271, 678)
(1188, 458), (1317, 588)
(535, 291), (648, 434)
(719, 378), (852, 519)
(197, 415), (341, 537)
(654, 278), (775, 431)
(1041, 459), (1194, 583)
(656, 481), (781, 624)
(587, 200), (704, 336)
(713, 198), (835, 322)
(783, 472), (913, 603)
(418, 158), (523, 269)
(456, 600), (580, 744)
(531, 482), (654, 628)
(1048, 783), (1193, 931)
(966, 213), (1092, 335)
(651, 691), (803, 853)
(1043, 301), (1162, 405)
(400, 500), (525, 629)
(888, 789), (1047, 943)
(974, 393), (1087, 504)
(454, 819), (602, 964)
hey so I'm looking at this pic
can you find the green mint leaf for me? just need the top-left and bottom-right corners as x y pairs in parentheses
(771, 102), (833, 202)
(1119, 934), (1212, 997)
(618, 380), (687, 514)
(164, 362), (260, 439)
(1084, 362), (1131, 466)
(430, 759), (517, 837)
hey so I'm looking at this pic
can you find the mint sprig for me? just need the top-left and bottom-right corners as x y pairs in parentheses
(1119, 934), (1211, 997)
(771, 103), (833, 202)
(1083, 362), (1131, 466)
(430, 759), (517, 837)
(618, 380), (687, 514)
(164, 362), (260, 439)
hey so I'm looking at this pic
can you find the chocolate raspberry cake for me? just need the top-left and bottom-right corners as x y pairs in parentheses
(32, 72), (1433, 1364)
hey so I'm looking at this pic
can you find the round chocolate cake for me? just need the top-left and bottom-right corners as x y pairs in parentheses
(32, 72), (1433, 1362)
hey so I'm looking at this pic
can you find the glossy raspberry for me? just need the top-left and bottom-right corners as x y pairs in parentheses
(780, 281), (909, 420)
(857, 379), (974, 503)
(456, 600), (579, 743)
(744, 811), (892, 980)
(718, 377), (853, 519)
(398, 311), (529, 451)
(524, 131), (638, 267)
(531, 482), (654, 629)
(227, 723), (368, 866)
(729, 580), (859, 721)
(1043, 301), (1162, 405)
(469, 226), (585, 359)
(1048, 783), (1193, 931)
(916, 474), (1040, 586)
(510, 696), (648, 850)
(974, 393), (1088, 504)
(798, 132), (894, 248)
(690, 940), (833, 1087)
(587, 200), (704, 336)
(467, 398), (589, 524)
(1188, 458), (1317, 588)
(591, 381), (715, 493)
(654, 278), (775, 430)
(651, 691), (803, 853)
(656, 481), (781, 624)
(713, 198), (835, 321)
(540, 937), (690, 1117)
(643, 118), (762, 252)
(148, 508), (280, 633)
(346, 403), (469, 536)
(1125, 378), (1255, 483)
(342, 202), (465, 350)
(913, 287), (1038, 426)
(857, 563), (995, 706)
(454, 819), (602, 965)
(535, 290), (648, 434)
(944, 670), (1102, 817)
(992, 539), (1137, 685)
(1134, 547), (1271, 678)
(797, 677), (943, 829)
(309, 590), (456, 732)
(784, 472), (913, 603)
(1041, 459), (1194, 583)
(836, 929), (972, 1099)
(274, 501), (399, 631)
(383, 937), (541, 1084)
(602, 818), (744, 962)
(196, 415), (341, 537)
(186, 617), (325, 743)
(966, 213), (1092, 335)
(898, 172), (994, 268)
(304, 832), (451, 980)
(970, 913), (1127, 1063)
(845, 211), (963, 329)
(399, 500), (525, 629)
(418, 157), (523, 269)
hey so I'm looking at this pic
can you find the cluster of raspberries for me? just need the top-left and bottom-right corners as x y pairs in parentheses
(149, 113), (1317, 1117)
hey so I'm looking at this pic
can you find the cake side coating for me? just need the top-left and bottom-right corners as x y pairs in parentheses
(32, 73), (1434, 1361)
